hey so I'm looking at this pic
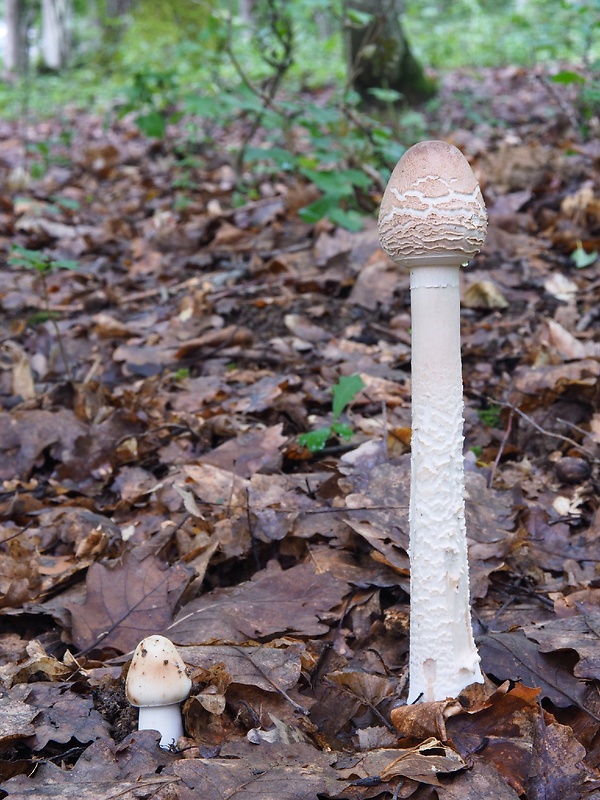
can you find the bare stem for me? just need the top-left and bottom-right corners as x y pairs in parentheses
(39, 271), (74, 384)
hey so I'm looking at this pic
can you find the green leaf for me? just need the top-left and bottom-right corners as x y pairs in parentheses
(9, 245), (49, 271)
(332, 374), (365, 420)
(368, 87), (404, 103)
(298, 195), (340, 224)
(477, 404), (501, 428)
(9, 245), (78, 272)
(298, 427), (332, 453)
(551, 70), (586, 85)
(300, 168), (354, 196)
(571, 241), (598, 268)
(301, 167), (371, 196)
(346, 9), (374, 26)
(53, 258), (80, 271)
(331, 421), (354, 442)
(54, 196), (80, 211)
(136, 111), (166, 138)
(327, 206), (364, 232)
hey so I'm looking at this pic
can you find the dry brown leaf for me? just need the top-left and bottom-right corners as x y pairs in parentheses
(0, 693), (38, 747)
(199, 424), (287, 478)
(392, 698), (464, 741)
(527, 714), (589, 800)
(523, 612), (600, 681)
(181, 642), (302, 694)
(0, 409), (87, 481)
(462, 279), (509, 309)
(167, 560), (350, 645)
(478, 629), (600, 718)
(11, 682), (110, 750)
(66, 552), (193, 653)
(0, 639), (72, 688)
(435, 759), (521, 799)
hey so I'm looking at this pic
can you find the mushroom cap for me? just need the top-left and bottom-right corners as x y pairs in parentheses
(378, 140), (487, 269)
(126, 635), (191, 707)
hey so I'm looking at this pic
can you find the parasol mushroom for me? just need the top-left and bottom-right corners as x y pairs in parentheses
(378, 140), (487, 703)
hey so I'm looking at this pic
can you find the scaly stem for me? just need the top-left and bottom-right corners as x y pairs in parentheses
(408, 265), (483, 703)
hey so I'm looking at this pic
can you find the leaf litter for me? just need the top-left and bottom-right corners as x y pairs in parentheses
(2, 66), (600, 798)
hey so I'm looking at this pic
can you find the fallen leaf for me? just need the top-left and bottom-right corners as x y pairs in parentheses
(11, 682), (110, 750)
(478, 629), (600, 718)
(436, 759), (521, 798)
(167, 560), (350, 645)
(199, 424), (287, 478)
(180, 642), (302, 694)
(527, 714), (588, 800)
(66, 552), (192, 653)
(463, 279), (509, 309)
(0, 693), (38, 747)
(523, 612), (600, 680)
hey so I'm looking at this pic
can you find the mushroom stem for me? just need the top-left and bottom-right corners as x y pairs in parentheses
(408, 264), (483, 703)
(138, 704), (184, 748)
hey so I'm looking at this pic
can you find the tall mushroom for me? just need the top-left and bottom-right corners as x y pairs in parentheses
(378, 140), (487, 703)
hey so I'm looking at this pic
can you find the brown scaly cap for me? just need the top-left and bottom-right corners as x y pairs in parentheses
(378, 140), (487, 269)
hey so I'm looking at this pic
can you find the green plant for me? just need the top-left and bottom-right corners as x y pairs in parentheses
(117, 67), (182, 138)
(173, 367), (190, 381)
(298, 374), (365, 453)
(571, 239), (598, 267)
(26, 136), (72, 179)
(477, 403), (501, 428)
(9, 245), (79, 383)
(550, 67), (600, 141)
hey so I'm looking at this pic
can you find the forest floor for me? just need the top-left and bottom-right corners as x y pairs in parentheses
(1, 64), (600, 799)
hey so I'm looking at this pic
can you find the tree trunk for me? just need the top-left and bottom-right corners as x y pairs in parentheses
(238, 0), (254, 24)
(41, 0), (73, 70)
(344, 0), (435, 104)
(98, 0), (135, 51)
(4, 0), (29, 78)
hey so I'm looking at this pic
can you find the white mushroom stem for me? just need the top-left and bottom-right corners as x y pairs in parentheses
(408, 264), (483, 703)
(138, 704), (184, 748)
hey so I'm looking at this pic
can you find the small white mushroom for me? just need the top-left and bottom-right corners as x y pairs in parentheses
(126, 634), (191, 748)
(378, 140), (487, 703)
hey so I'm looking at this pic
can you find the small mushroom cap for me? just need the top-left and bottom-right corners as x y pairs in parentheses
(126, 635), (191, 707)
(378, 140), (487, 269)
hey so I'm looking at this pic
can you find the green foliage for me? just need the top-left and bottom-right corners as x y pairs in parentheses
(297, 165), (373, 231)
(25, 134), (72, 179)
(571, 240), (598, 268)
(1, 0), (598, 235)
(552, 65), (600, 140)
(116, 67), (183, 138)
(477, 403), (502, 429)
(404, 0), (600, 68)
(298, 374), (365, 453)
(9, 246), (79, 382)
(173, 367), (191, 381)
(9, 245), (79, 274)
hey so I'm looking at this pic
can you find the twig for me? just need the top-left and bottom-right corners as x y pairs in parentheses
(225, 1), (295, 175)
(470, 391), (598, 465)
(535, 73), (582, 135)
(39, 271), (74, 384)
(487, 407), (515, 489)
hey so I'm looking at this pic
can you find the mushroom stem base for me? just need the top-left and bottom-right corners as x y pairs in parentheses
(138, 703), (184, 749)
